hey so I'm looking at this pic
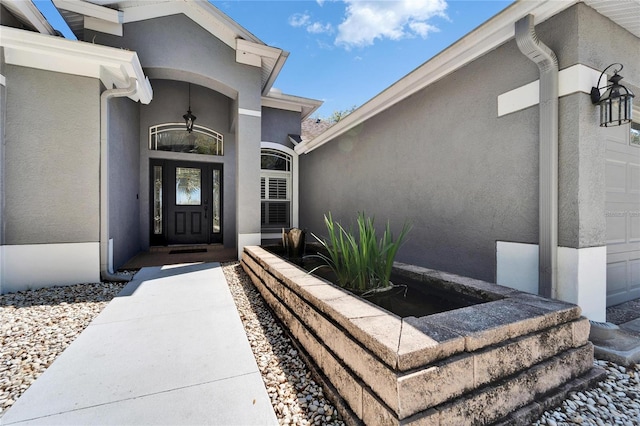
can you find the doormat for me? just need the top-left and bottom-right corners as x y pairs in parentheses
(168, 248), (208, 254)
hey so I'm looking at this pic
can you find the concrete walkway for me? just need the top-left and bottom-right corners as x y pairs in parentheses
(1, 263), (277, 425)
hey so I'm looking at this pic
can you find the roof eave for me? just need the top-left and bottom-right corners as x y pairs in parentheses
(295, 0), (580, 155)
(262, 49), (289, 96)
(0, 26), (153, 104)
(2, 0), (56, 35)
(262, 91), (324, 121)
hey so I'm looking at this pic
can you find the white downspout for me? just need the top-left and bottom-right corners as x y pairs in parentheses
(515, 14), (559, 298)
(100, 78), (137, 282)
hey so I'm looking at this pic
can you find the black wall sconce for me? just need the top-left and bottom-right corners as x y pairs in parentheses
(591, 63), (635, 127)
(183, 83), (197, 132)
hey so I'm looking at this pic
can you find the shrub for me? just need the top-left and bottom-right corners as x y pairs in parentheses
(311, 212), (411, 294)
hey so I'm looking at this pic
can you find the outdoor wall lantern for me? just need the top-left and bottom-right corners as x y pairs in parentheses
(183, 83), (197, 133)
(591, 63), (635, 127)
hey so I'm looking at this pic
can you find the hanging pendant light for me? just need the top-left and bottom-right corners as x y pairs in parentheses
(590, 63), (635, 127)
(183, 83), (197, 132)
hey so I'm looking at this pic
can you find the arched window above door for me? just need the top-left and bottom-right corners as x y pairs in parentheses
(149, 123), (224, 156)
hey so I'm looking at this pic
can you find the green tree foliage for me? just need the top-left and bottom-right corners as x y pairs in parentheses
(328, 105), (357, 123)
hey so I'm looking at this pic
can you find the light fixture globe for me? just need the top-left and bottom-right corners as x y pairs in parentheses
(591, 64), (635, 127)
(183, 83), (197, 132)
(183, 108), (196, 133)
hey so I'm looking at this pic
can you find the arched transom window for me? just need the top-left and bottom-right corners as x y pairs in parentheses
(149, 123), (223, 156)
(261, 148), (292, 229)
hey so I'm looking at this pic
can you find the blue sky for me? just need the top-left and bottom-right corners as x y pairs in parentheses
(35, 0), (513, 118)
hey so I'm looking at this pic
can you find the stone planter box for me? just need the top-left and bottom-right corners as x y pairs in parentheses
(241, 246), (603, 425)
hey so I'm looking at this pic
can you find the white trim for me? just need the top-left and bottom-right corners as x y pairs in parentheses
(557, 246), (607, 322)
(295, 0), (580, 154)
(262, 91), (323, 120)
(238, 233), (261, 260)
(149, 123), (224, 155)
(239, 108), (261, 118)
(236, 50), (261, 68)
(496, 241), (539, 294)
(0, 74), (5, 87)
(261, 142), (299, 230)
(496, 241), (606, 321)
(0, 27), (152, 104)
(262, 97), (301, 113)
(0, 243), (100, 295)
(54, 0), (123, 23)
(497, 64), (603, 116)
(2, 0), (55, 35)
(85, 16), (123, 37)
(236, 39), (282, 60)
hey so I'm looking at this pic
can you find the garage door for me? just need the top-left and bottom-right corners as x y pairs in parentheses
(605, 121), (640, 306)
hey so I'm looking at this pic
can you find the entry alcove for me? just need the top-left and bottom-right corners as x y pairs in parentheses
(241, 245), (604, 425)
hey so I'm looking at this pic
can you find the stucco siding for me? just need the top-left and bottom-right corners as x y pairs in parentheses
(557, 3), (640, 250)
(262, 107), (300, 150)
(109, 96), (140, 268)
(301, 42), (539, 281)
(90, 13), (265, 251)
(299, 4), (621, 282)
(86, 14), (262, 109)
(0, 47), (5, 246)
(139, 79), (237, 249)
(4, 66), (100, 245)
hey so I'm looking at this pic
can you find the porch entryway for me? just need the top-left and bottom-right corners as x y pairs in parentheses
(150, 160), (223, 246)
(120, 245), (237, 270)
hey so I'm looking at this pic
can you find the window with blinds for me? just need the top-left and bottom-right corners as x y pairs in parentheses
(261, 149), (292, 229)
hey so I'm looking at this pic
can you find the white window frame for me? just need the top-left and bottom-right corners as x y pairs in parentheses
(260, 142), (298, 238)
(149, 123), (224, 156)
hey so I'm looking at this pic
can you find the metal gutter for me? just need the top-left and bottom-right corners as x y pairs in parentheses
(515, 14), (559, 298)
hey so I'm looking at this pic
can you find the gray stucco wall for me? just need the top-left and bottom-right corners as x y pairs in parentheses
(109, 96), (141, 268)
(0, 47), (5, 245)
(262, 107), (301, 150)
(558, 4), (640, 250)
(299, 4), (638, 282)
(139, 79), (237, 249)
(86, 14), (262, 109)
(89, 13), (264, 250)
(4, 66), (100, 244)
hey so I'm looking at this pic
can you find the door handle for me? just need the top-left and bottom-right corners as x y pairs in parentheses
(204, 199), (208, 218)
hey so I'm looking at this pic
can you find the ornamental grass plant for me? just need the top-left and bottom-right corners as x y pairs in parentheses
(311, 212), (411, 295)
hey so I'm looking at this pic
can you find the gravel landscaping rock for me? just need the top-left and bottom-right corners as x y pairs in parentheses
(223, 262), (640, 426)
(533, 359), (640, 426)
(223, 262), (345, 426)
(2, 265), (639, 426)
(0, 282), (126, 416)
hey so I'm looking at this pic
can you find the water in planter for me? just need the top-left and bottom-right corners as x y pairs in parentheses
(265, 245), (480, 318)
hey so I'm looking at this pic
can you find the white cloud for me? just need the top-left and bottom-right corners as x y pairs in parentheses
(289, 13), (311, 27)
(307, 22), (334, 34)
(335, 0), (447, 49)
(408, 21), (439, 38)
(289, 11), (333, 35)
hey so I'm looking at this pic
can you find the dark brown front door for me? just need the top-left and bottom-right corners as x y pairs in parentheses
(150, 160), (222, 245)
